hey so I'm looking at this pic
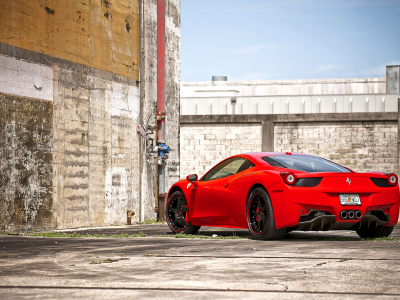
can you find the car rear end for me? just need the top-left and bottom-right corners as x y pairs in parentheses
(280, 172), (398, 230)
(259, 154), (399, 231)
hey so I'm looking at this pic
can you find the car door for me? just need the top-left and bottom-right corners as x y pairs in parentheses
(191, 157), (251, 222)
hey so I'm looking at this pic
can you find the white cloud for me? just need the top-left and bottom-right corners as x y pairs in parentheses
(356, 61), (400, 77)
(234, 43), (280, 54)
(314, 64), (339, 72)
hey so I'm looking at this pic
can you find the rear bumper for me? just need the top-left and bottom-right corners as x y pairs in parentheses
(268, 181), (400, 229)
(294, 214), (391, 231)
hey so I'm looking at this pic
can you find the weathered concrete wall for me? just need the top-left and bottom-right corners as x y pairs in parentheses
(180, 123), (262, 179)
(0, 0), (139, 78)
(0, 55), (54, 100)
(0, 0), (146, 230)
(274, 122), (398, 173)
(0, 93), (53, 232)
(139, 0), (181, 220)
(139, 0), (158, 220)
(0, 45), (141, 230)
(53, 68), (140, 228)
(1, 0), (181, 229)
(164, 0), (181, 192)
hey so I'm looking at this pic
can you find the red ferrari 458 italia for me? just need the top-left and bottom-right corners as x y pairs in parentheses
(166, 152), (399, 240)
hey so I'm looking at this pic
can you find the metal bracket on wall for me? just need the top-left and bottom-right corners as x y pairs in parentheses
(156, 112), (166, 121)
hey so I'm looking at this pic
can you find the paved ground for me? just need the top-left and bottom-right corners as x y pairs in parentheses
(1, 225), (400, 299)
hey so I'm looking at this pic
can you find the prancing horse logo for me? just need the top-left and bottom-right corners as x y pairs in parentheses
(346, 178), (351, 185)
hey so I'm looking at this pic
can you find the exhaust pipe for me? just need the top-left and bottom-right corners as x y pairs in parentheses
(348, 211), (355, 219)
(340, 211), (347, 219)
(355, 211), (362, 219)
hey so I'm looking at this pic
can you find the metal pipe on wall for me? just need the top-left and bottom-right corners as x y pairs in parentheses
(138, 0), (143, 222)
(157, 0), (166, 132)
(156, 0), (169, 220)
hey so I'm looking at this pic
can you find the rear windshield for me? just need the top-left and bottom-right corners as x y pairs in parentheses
(262, 155), (351, 173)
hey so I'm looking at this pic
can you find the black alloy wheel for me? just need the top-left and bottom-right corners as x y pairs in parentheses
(166, 191), (201, 234)
(246, 187), (286, 240)
(248, 194), (268, 234)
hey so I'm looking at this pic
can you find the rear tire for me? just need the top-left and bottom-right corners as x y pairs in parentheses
(246, 187), (286, 240)
(166, 190), (201, 235)
(356, 225), (394, 238)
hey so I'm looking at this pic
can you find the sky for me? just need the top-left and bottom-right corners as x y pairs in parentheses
(181, 0), (400, 82)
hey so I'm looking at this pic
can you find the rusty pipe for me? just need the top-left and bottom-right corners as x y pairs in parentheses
(127, 210), (135, 225)
(156, 0), (166, 220)
(157, 0), (166, 141)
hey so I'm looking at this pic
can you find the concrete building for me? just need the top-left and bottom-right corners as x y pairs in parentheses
(0, 0), (181, 232)
(179, 69), (400, 180)
(181, 69), (399, 115)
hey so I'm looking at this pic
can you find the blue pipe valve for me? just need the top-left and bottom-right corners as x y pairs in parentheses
(157, 143), (171, 158)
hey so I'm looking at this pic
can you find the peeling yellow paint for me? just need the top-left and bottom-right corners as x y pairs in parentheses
(0, 0), (139, 79)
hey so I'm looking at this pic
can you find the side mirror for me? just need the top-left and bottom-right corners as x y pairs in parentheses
(186, 174), (198, 186)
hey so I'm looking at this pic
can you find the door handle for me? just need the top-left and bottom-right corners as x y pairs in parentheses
(224, 183), (229, 188)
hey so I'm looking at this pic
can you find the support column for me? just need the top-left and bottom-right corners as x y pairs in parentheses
(262, 121), (274, 152)
(139, 0), (158, 221)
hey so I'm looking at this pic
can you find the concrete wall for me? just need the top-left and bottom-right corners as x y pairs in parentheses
(180, 123), (261, 178)
(387, 66), (400, 94)
(0, 0), (139, 78)
(1, 0), (181, 231)
(180, 112), (399, 180)
(139, 0), (158, 221)
(164, 0), (181, 192)
(53, 68), (140, 228)
(274, 122), (397, 173)
(138, 0), (181, 220)
(0, 93), (53, 232)
(138, 0), (181, 221)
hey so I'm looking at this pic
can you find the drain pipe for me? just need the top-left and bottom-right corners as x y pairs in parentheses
(155, 0), (170, 220)
(138, 0), (143, 222)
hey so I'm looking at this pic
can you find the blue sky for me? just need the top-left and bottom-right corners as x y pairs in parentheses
(181, 0), (400, 81)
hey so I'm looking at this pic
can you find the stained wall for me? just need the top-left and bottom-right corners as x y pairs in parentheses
(0, 0), (153, 231)
(0, 0), (139, 78)
(139, 0), (181, 220)
(0, 93), (53, 231)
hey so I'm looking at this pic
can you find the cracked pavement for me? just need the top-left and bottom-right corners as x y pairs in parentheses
(1, 225), (400, 299)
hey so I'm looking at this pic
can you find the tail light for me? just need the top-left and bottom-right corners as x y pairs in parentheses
(386, 173), (398, 186)
(301, 208), (311, 216)
(280, 172), (296, 185)
(383, 207), (390, 215)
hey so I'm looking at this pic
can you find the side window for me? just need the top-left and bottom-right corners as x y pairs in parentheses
(202, 158), (255, 181)
(237, 159), (255, 173)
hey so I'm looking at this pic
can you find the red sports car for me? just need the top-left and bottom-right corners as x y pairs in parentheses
(166, 152), (399, 240)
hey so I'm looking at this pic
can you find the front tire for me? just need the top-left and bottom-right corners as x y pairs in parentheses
(356, 225), (394, 238)
(166, 190), (201, 235)
(246, 187), (286, 240)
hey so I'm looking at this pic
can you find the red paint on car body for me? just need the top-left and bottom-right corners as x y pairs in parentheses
(167, 152), (399, 230)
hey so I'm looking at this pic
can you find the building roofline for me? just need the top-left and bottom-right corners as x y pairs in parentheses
(181, 77), (386, 86)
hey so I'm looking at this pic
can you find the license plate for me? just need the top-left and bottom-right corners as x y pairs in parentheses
(339, 194), (361, 206)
